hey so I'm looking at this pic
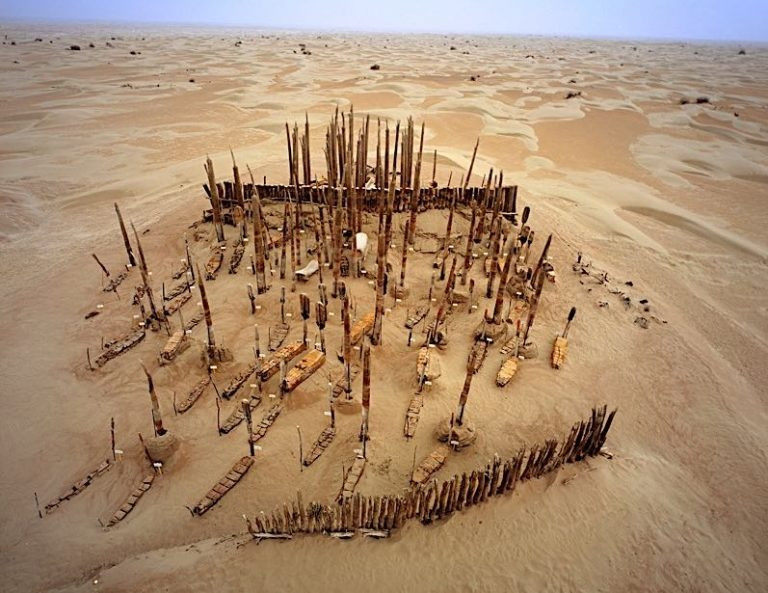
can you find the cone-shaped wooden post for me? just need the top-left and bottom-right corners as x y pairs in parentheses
(141, 362), (166, 437)
(195, 264), (216, 359)
(114, 203), (137, 267)
(360, 345), (371, 459)
(455, 352), (476, 426)
(280, 200), (289, 280)
(242, 398), (255, 455)
(204, 157), (225, 243)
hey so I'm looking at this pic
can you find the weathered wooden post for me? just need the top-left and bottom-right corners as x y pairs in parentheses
(141, 362), (166, 437)
(131, 222), (165, 326)
(204, 156), (225, 242)
(247, 283), (256, 314)
(114, 203), (137, 267)
(360, 345), (371, 459)
(315, 301), (327, 353)
(300, 293), (310, 346)
(491, 241), (517, 324)
(342, 284), (352, 399)
(297, 425), (304, 473)
(195, 264), (216, 360)
(242, 398), (255, 455)
(485, 218), (501, 298)
(456, 351), (476, 425)
(522, 270), (546, 346)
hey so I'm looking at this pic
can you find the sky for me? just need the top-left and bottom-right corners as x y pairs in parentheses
(1, 0), (767, 42)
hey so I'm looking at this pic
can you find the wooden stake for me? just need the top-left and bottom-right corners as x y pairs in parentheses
(140, 362), (166, 436)
(114, 203), (136, 267)
(360, 345), (371, 459)
(204, 156), (225, 242)
(297, 425), (304, 472)
(242, 398), (255, 455)
(247, 283), (256, 314)
(92, 253), (111, 278)
(110, 417), (116, 460)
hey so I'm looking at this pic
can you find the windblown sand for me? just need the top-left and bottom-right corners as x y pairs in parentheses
(0, 24), (767, 593)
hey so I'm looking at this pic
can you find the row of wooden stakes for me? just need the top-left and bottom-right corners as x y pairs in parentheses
(244, 405), (616, 538)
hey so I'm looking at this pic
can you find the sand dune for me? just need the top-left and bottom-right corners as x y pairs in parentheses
(0, 23), (767, 593)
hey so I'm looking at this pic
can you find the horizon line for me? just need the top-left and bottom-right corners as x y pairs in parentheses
(1, 16), (765, 45)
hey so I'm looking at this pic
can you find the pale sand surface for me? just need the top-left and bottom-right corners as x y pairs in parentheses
(0, 24), (767, 593)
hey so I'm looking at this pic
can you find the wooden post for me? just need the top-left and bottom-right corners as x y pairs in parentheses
(92, 253), (111, 279)
(342, 284), (352, 399)
(247, 169), (268, 293)
(399, 220), (410, 288)
(406, 122), (425, 246)
(300, 293), (310, 346)
(131, 222), (165, 324)
(231, 149), (246, 234)
(492, 240), (516, 324)
(141, 362), (166, 436)
(114, 203), (136, 267)
(522, 271), (546, 346)
(204, 156), (225, 242)
(297, 425), (303, 472)
(531, 233), (553, 286)
(315, 301), (327, 352)
(485, 218), (501, 298)
(195, 264), (216, 359)
(242, 398), (255, 455)
(456, 351), (476, 425)
(254, 324), (261, 359)
(247, 283), (256, 314)
(360, 345), (371, 459)
(110, 417), (116, 460)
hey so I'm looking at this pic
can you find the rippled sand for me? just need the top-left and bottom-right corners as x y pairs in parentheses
(0, 23), (766, 593)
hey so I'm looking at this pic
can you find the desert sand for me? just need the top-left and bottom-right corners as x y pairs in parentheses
(0, 23), (767, 593)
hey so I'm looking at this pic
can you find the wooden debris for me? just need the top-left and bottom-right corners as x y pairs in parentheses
(163, 281), (188, 302)
(405, 306), (429, 329)
(220, 394), (262, 434)
(260, 341), (307, 381)
(338, 456), (366, 501)
(283, 350), (326, 393)
(468, 339), (489, 373)
(191, 456), (254, 516)
(95, 329), (145, 367)
(350, 312), (375, 345)
(107, 474), (154, 526)
(205, 248), (224, 280)
(166, 292), (191, 316)
(412, 445), (450, 485)
(303, 427), (336, 466)
(249, 403), (284, 443)
(159, 330), (189, 364)
(114, 203), (137, 267)
(176, 376), (210, 414)
(222, 364), (258, 399)
(404, 393), (423, 437)
(331, 366), (359, 398)
(228, 238), (245, 274)
(45, 459), (114, 513)
(268, 322), (290, 351)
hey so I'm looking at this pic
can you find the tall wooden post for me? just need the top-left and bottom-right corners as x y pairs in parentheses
(522, 271), (546, 345)
(360, 346), (371, 459)
(316, 301), (327, 352)
(114, 203), (136, 267)
(204, 156), (225, 243)
(242, 398), (255, 455)
(456, 351), (476, 426)
(131, 222), (165, 324)
(249, 175), (268, 293)
(485, 218), (501, 298)
(196, 264), (216, 359)
(342, 284), (352, 399)
(492, 241), (517, 323)
(406, 122), (425, 246)
(141, 363), (166, 437)
(300, 293), (310, 346)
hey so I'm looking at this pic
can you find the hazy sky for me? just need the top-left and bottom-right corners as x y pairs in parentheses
(2, 0), (767, 42)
